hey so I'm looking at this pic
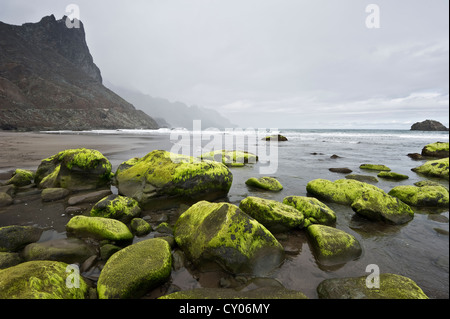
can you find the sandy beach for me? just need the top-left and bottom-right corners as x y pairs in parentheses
(0, 131), (172, 173)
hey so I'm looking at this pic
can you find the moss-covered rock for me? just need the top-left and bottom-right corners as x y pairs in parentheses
(421, 142), (449, 158)
(345, 174), (378, 183)
(90, 194), (141, 223)
(7, 169), (34, 187)
(115, 150), (233, 209)
(388, 185), (449, 207)
(41, 187), (70, 202)
(130, 218), (152, 236)
(245, 176), (283, 191)
(174, 201), (284, 275)
(351, 190), (414, 224)
(412, 157), (449, 180)
(199, 150), (258, 167)
(66, 215), (133, 241)
(282, 196), (336, 227)
(0, 260), (89, 299)
(0, 225), (43, 252)
(159, 287), (308, 299)
(35, 148), (112, 191)
(359, 164), (391, 171)
(0, 192), (13, 207)
(377, 171), (409, 181)
(23, 238), (96, 264)
(306, 225), (362, 266)
(97, 238), (172, 299)
(0, 252), (22, 269)
(239, 196), (304, 232)
(317, 273), (428, 299)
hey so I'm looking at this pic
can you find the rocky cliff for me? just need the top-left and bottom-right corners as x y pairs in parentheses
(0, 15), (159, 131)
(410, 120), (448, 131)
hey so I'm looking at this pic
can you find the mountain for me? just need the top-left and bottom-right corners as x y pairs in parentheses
(0, 15), (158, 131)
(411, 120), (449, 131)
(107, 84), (236, 130)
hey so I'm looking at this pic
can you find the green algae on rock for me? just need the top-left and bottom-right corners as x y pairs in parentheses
(345, 174), (378, 183)
(199, 150), (258, 167)
(239, 196), (304, 233)
(388, 185), (449, 207)
(0, 225), (43, 252)
(115, 150), (233, 209)
(421, 142), (449, 158)
(130, 218), (152, 236)
(174, 201), (284, 275)
(7, 169), (34, 187)
(412, 157), (449, 180)
(159, 286), (308, 299)
(245, 176), (283, 191)
(66, 215), (133, 241)
(35, 148), (112, 191)
(90, 194), (141, 223)
(377, 171), (409, 181)
(97, 238), (172, 299)
(306, 224), (362, 266)
(0, 260), (89, 299)
(282, 196), (336, 227)
(359, 164), (391, 171)
(317, 273), (428, 299)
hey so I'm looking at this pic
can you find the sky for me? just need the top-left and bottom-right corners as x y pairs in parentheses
(0, 0), (449, 129)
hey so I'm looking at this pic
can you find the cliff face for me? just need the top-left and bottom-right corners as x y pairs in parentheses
(0, 15), (159, 131)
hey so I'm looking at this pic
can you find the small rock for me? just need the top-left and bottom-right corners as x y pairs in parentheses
(130, 218), (152, 236)
(360, 164), (391, 171)
(263, 134), (288, 141)
(329, 167), (352, 174)
(68, 189), (112, 206)
(66, 215), (134, 241)
(245, 176), (283, 191)
(345, 174), (379, 183)
(41, 188), (70, 202)
(0, 192), (13, 207)
(90, 194), (141, 223)
(377, 172), (409, 181)
(7, 169), (34, 187)
(408, 153), (424, 160)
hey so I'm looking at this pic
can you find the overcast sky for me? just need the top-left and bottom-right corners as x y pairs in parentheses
(1, 0), (448, 129)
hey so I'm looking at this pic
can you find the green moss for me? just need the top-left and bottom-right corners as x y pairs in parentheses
(90, 194), (141, 223)
(388, 185), (449, 207)
(239, 196), (304, 232)
(66, 215), (133, 241)
(199, 150), (258, 167)
(282, 196), (336, 227)
(0, 260), (88, 299)
(422, 142), (449, 158)
(245, 176), (283, 191)
(130, 218), (152, 236)
(360, 164), (391, 171)
(412, 157), (449, 180)
(306, 225), (361, 265)
(377, 171), (409, 180)
(317, 273), (428, 299)
(97, 238), (172, 299)
(7, 169), (34, 187)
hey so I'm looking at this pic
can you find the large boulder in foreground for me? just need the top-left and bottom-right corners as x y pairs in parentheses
(239, 196), (304, 232)
(388, 185), (449, 207)
(412, 157), (449, 180)
(174, 201), (284, 275)
(307, 225), (362, 266)
(0, 260), (89, 299)
(317, 273), (428, 299)
(35, 148), (112, 191)
(282, 196), (336, 227)
(306, 179), (414, 224)
(115, 150), (233, 209)
(421, 142), (449, 158)
(97, 238), (172, 299)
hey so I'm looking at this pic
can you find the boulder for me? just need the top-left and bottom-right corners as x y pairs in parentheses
(345, 174), (378, 183)
(410, 119), (448, 131)
(97, 238), (172, 299)
(0, 192), (13, 207)
(282, 196), (336, 227)
(0, 225), (43, 252)
(7, 169), (34, 187)
(239, 196), (305, 232)
(115, 150), (233, 209)
(407, 153), (425, 160)
(306, 225), (362, 266)
(377, 172), (409, 181)
(90, 194), (141, 223)
(359, 164), (391, 171)
(159, 287), (308, 299)
(199, 150), (258, 167)
(421, 142), (449, 158)
(67, 189), (112, 206)
(35, 148), (112, 191)
(41, 188), (70, 202)
(23, 238), (97, 264)
(0, 252), (22, 269)
(317, 273), (428, 299)
(388, 185), (449, 207)
(412, 157), (449, 180)
(174, 201), (284, 275)
(130, 218), (152, 236)
(65, 215), (133, 242)
(351, 190), (414, 224)
(245, 176), (283, 191)
(0, 260), (89, 299)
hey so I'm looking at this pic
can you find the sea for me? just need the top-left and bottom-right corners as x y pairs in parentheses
(38, 128), (450, 298)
